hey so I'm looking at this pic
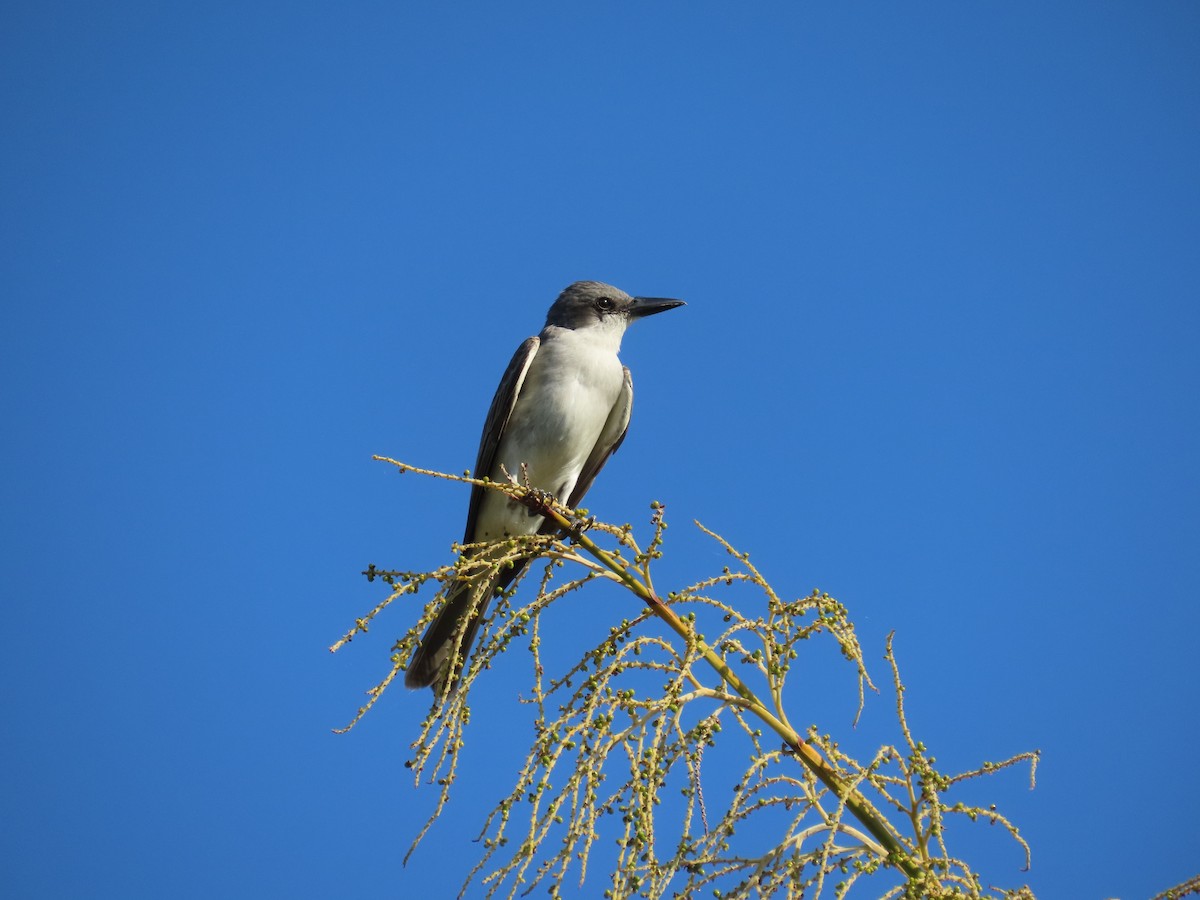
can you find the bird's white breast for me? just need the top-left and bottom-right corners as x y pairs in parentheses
(476, 327), (626, 540)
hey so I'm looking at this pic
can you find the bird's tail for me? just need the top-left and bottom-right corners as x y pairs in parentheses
(404, 559), (529, 692)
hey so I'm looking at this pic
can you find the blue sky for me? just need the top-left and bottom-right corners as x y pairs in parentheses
(3, 2), (1198, 897)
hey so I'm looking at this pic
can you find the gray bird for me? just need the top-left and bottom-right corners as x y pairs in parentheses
(405, 281), (685, 691)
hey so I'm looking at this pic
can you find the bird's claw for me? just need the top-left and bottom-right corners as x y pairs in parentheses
(522, 486), (557, 517)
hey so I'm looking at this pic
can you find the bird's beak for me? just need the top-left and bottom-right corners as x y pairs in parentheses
(629, 297), (686, 319)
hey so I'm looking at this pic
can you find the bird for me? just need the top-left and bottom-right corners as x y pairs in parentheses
(405, 281), (685, 691)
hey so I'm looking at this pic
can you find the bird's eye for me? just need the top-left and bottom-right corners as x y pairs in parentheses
(596, 297), (615, 311)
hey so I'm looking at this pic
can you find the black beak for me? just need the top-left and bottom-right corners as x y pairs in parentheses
(628, 296), (686, 319)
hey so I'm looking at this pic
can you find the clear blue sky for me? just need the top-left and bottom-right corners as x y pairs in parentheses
(3, 3), (1198, 897)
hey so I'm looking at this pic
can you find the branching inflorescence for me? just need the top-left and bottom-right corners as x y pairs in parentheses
(332, 457), (1039, 899)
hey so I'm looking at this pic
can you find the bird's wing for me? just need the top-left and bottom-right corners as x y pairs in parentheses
(463, 336), (540, 543)
(566, 365), (634, 510)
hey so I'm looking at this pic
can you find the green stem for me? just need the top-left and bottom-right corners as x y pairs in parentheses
(538, 501), (926, 883)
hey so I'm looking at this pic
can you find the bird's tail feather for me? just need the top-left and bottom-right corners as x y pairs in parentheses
(404, 559), (530, 692)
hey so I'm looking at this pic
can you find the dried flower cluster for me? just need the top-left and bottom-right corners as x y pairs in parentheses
(333, 458), (1039, 899)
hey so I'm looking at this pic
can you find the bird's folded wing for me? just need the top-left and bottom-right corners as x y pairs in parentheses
(463, 336), (540, 543)
(566, 365), (633, 511)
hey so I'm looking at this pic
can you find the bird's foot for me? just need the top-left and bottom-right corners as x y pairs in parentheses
(521, 486), (558, 518)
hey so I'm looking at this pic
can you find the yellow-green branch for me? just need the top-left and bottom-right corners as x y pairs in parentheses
(529, 495), (925, 883)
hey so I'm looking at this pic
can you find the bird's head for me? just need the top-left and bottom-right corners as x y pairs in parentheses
(545, 281), (685, 332)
